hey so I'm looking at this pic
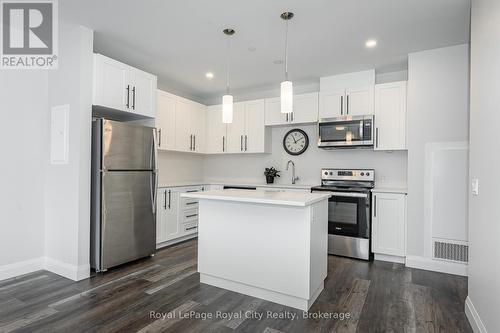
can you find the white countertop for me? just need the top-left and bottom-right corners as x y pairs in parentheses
(158, 181), (207, 188)
(372, 187), (408, 194)
(159, 180), (318, 190)
(181, 189), (331, 207)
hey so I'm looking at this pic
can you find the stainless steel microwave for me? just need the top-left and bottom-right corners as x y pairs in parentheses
(318, 115), (374, 148)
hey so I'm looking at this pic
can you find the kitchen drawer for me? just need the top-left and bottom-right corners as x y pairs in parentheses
(180, 196), (199, 210)
(181, 208), (199, 224)
(183, 221), (198, 235)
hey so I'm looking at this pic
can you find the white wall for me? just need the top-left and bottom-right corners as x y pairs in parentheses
(0, 71), (48, 279)
(406, 44), (469, 258)
(45, 21), (93, 280)
(157, 151), (205, 184)
(467, 1), (500, 332)
(204, 124), (407, 187)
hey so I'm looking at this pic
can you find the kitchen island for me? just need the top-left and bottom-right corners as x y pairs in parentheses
(181, 189), (331, 311)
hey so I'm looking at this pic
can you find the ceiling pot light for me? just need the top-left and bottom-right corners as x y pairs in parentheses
(280, 12), (294, 114)
(222, 28), (235, 123)
(205, 72), (214, 79)
(365, 39), (377, 48)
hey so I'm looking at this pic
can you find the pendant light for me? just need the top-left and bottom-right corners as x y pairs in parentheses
(280, 12), (294, 114)
(222, 28), (235, 123)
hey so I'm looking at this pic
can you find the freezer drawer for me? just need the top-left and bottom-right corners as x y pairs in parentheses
(98, 119), (156, 170)
(99, 171), (156, 270)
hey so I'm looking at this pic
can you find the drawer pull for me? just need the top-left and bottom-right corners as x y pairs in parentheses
(185, 226), (197, 231)
(186, 214), (198, 218)
(185, 201), (198, 205)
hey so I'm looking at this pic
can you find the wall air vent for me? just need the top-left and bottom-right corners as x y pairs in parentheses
(433, 240), (468, 263)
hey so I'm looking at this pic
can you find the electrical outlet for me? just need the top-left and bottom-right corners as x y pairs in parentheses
(471, 178), (479, 196)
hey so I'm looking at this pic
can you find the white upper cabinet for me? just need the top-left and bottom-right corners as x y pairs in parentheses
(264, 97), (285, 125)
(174, 98), (206, 153)
(93, 54), (130, 112)
(130, 68), (157, 117)
(226, 102), (246, 153)
(319, 90), (344, 118)
(175, 98), (192, 152)
(291, 92), (319, 124)
(156, 90), (176, 151)
(206, 105), (227, 154)
(371, 192), (407, 257)
(319, 87), (374, 118)
(374, 81), (407, 150)
(190, 102), (206, 153)
(265, 92), (318, 126)
(93, 54), (157, 118)
(345, 86), (374, 115)
(244, 99), (266, 152)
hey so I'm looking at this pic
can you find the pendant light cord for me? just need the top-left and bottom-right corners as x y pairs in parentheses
(226, 37), (230, 94)
(284, 19), (289, 81)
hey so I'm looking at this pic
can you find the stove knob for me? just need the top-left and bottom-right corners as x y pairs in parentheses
(360, 172), (365, 176)
(329, 172), (333, 175)
(366, 172), (370, 176)
(324, 171), (328, 175)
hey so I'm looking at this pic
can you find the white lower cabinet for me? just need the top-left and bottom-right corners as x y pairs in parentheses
(156, 188), (180, 243)
(371, 192), (407, 257)
(156, 186), (205, 247)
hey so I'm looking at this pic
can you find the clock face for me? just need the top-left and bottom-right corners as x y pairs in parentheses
(283, 129), (309, 155)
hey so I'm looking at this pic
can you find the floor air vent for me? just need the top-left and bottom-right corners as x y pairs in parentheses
(433, 240), (468, 263)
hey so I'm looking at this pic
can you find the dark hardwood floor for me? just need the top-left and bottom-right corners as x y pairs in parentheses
(0, 239), (472, 333)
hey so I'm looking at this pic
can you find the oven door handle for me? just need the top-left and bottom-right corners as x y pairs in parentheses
(328, 191), (368, 198)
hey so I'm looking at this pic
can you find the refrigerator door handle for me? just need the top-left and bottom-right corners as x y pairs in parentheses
(152, 128), (158, 171)
(151, 170), (158, 214)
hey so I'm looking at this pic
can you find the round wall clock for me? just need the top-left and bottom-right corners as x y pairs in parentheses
(283, 129), (309, 155)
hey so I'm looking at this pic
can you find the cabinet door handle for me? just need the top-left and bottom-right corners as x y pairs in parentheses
(186, 201), (198, 205)
(158, 129), (162, 147)
(240, 135), (243, 151)
(168, 190), (171, 209)
(163, 190), (167, 209)
(373, 195), (377, 217)
(340, 95), (343, 115)
(222, 136), (225, 152)
(286, 113), (289, 122)
(193, 135), (196, 151)
(291, 112), (294, 122)
(346, 94), (349, 115)
(186, 214), (198, 218)
(186, 226), (197, 231)
(376, 128), (379, 148)
(186, 190), (198, 193)
(189, 135), (193, 150)
(126, 85), (130, 108)
(131, 87), (136, 110)
(245, 135), (248, 151)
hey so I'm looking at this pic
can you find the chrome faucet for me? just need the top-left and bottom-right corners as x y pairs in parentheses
(286, 160), (299, 184)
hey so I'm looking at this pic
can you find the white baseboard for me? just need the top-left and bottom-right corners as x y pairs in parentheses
(0, 257), (44, 281)
(43, 257), (90, 281)
(375, 253), (406, 264)
(405, 255), (467, 276)
(465, 296), (488, 333)
(157, 233), (197, 249)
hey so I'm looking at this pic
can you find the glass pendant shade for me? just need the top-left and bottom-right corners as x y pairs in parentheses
(280, 80), (293, 113)
(222, 94), (233, 123)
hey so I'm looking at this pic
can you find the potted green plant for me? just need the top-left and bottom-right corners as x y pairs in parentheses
(264, 167), (280, 184)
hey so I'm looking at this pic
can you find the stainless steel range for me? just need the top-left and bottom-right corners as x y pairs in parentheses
(311, 168), (374, 260)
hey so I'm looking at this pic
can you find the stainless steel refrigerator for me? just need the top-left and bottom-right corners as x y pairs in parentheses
(91, 118), (157, 272)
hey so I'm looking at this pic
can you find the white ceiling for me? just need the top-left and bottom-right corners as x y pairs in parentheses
(62, 0), (470, 103)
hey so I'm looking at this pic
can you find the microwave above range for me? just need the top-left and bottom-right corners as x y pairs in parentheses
(318, 115), (374, 149)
